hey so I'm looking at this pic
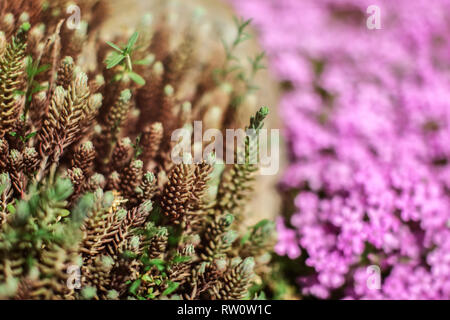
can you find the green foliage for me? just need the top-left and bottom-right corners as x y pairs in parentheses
(213, 17), (267, 108)
(20, 22), (31, 33)
(215, 17), (253, 81)
(71, 193), (95, 225)
(248, 106), (269, 132)
(129, 278), (141, 295)
(161, 281), (180, 296)
(230, 17), (252, 55)
(23, 56), (50, 119)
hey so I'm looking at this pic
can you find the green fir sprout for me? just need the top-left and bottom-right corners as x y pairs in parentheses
(105, 32), (147, 85)
(213, 18), (267, 108)
(162, 281), (180, 296)
(14, 56), (50, 120)
(215, 17), (253, 81)
(132, 134), (144, 159)
(8, 130), (38, 143)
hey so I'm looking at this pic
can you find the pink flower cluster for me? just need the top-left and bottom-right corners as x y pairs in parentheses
(229, 0), (450, 299)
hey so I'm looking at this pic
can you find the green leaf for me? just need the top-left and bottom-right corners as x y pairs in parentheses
(259, 106), (270, 117)
(239, 18), (252, 32)
(146, 259), (166, 272)
(6, 204), (15, 215)
(135, 146), (143, 158)
(162, 281), (180, 296)
(128, 71), (146, 85)
(146, 287), (156, 299)
(25, 131), (37, 141)
(13, 90), (26, 97)
(54, 178), (74, 201)
(237, 71), (246, 81)
(36, 64), (50, 75)
(105, 52), (125, 69)
(134, 58), (152, 66)
(31, 84), (47, 94)
(8, 132), (17, 137)
(249, 52), (266, 73)
(112, 73), (124, 82)
(129, 279), (141, 295)
(226, 65), (242, 74)
(126, 32), (139, 53)
(72, 193), (94, 224)
(240, 231), (251, 245)
(172, 255), (191, 264)
(144, 258), (165, 267)
(235, 33), (251, 46)
(25, 56), (34, 77)
(122, 250), (138, 260)
(254, 291), (267, 300)
(106, 41), (123, 53)
(58, 209), (71, 217)
(227, 54), (239, 62)
(253, 219), (270, 231)
(20, 22), (31, 32)
(81, 286), (97, 300)
(142, 274), (152, 282)
(248, 84), (260, 92)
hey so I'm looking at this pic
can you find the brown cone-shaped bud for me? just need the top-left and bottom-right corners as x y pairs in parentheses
(106, 171), (121, 191)
(150, 18), (171, 62)
(191, 161), (213, 208)
(119, 160), (143, 199)
(56, 56), (74, 89)
(164, 35), (194, 90)
(86, 173), (106, 192)
(104, 89), (132, 137)
(7, 149), (25, 196)
(147, 227), (168, 259)
(159, 84), (177, 148)
(71, 141), (96, 177)
(209, 258), (255, 300)
(67, 167), (85, 202)
(136, 62), (164, 130)
(136, 171), (158, 203)
(161, 163), (195, 222)
(111, 137), (132, 172)
(0, 138), (9, 170)
(23, 147), (40, 175)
